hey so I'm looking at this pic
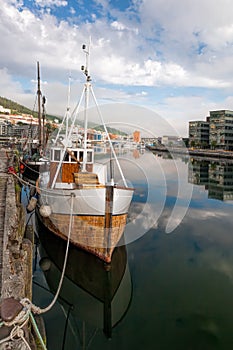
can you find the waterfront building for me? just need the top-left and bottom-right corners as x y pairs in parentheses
(189, 119), (209, 148)
(161, 135), (183, 147)
(209, 110), (233, 150)
(133, 130), (141, 143)
(208, 162), (233, 201)
(188, 159), (209, 185)
(0, 120), (10, 136)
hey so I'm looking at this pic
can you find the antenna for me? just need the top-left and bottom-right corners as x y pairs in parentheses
(81, 38), (91, 82)
(82, 38), (92, 170)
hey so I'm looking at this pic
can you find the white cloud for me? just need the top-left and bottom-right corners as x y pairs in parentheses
(0, 0), (233, 136)
(0, 68), (35, 109)
(70, 7), (75, 15)
(35, 0), (68, 7)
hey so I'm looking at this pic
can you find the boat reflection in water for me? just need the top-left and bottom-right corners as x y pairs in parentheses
(38, 226), (132, 342)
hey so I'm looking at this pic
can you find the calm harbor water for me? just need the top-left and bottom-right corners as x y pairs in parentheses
(32, 150), (233, 349)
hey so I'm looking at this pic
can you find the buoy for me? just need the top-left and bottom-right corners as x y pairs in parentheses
(39, 205), (52, 217)
(19, 163), (25, 174)
(39, 257), (51, 272)
(26, 196), (37, 212)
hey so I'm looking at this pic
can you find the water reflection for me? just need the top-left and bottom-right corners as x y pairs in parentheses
(37, 229), (132, 347)
(188, 158), (233, 201)
(31, 151), (233, 349)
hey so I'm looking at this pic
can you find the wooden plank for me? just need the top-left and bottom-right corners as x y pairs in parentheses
(61, 163), (79, 183)
(44, 213), (127, 262)
(74, 172), (99, 185)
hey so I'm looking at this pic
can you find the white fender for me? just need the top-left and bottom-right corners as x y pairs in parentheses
(39, 204), (52, 217)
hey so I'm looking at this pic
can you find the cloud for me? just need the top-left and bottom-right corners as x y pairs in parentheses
(136, 0), (233, 82)
(1, 0), (233, 135)
(1, 0), (232, 91)
(34, 0), (68, 8)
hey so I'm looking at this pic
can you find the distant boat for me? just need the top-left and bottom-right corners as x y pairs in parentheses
(37, 217), (132, 339)
(35, 42), (134, 263)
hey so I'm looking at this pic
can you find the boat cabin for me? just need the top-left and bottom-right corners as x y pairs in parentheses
(50, 147), (94, 165)
(49, 146), (94, 186)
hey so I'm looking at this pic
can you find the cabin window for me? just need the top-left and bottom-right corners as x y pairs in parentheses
(64, 152), (69, 162)
(87, 151), (92, 163)
(70, 151), (78, 162)
(50, 149), (53, 160)
(79, 151), (83, 162)
(54, 150), (60, 161)
(74, 151), (78, 161)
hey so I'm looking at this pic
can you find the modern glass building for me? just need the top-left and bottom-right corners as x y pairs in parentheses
(209, 110), (233, 150)
(189, 119), (209, 148)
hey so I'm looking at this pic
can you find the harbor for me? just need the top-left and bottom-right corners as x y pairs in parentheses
(1, 145), (233, 348)
(2, 0), (233, 348)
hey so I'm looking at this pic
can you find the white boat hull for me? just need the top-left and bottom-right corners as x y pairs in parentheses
(37, 185), (134, 262)
(41, 186), (133, 216)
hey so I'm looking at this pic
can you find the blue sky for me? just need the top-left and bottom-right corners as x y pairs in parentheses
(1, 0), (233, 136)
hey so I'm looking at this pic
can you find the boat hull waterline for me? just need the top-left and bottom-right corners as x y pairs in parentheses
(37, 185), (134, 263)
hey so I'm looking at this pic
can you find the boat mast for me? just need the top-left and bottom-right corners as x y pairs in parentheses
(37, 61), (42, 149)
(66, 73), (71, 140)
(42, 95), (46, 150)
(81, 39), (91, 172)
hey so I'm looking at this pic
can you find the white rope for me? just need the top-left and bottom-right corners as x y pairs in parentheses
(9, 171), (72, 197)
(24, 192), (74, 315)
(0, 306), (32, 349)
(0, 192), (74, 348)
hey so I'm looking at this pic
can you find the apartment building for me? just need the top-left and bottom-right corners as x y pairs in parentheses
(209, 110), (233, 150)
(189, 119), (209, 148)
(189, 110), (233, 150)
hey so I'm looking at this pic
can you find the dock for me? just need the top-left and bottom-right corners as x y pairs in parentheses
(147, 145), (233, 161)
(0, 148), (45, 349)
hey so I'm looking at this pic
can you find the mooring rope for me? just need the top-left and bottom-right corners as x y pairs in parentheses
(20, 159), (41, 174)
(29, 311), (47, 350)
(9, 170), (72, 197)
(30, 192), (74, 315)
(0, 192), (74, 349)
(0, 306), (32, 349)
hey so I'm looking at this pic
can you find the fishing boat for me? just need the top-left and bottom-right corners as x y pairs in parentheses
(35, 42), (134, 263)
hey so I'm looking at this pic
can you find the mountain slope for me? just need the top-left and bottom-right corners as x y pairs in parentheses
(0, 96), (127, 135)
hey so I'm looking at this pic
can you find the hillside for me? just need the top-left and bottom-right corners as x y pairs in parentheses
(0, 96), (127, 135)
(0, 96), (34, 115)
(0, 96), (58, 121)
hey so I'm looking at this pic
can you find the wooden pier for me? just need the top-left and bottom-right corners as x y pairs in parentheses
(0, 148), (45, 349)
(0, 175), (8, 291)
